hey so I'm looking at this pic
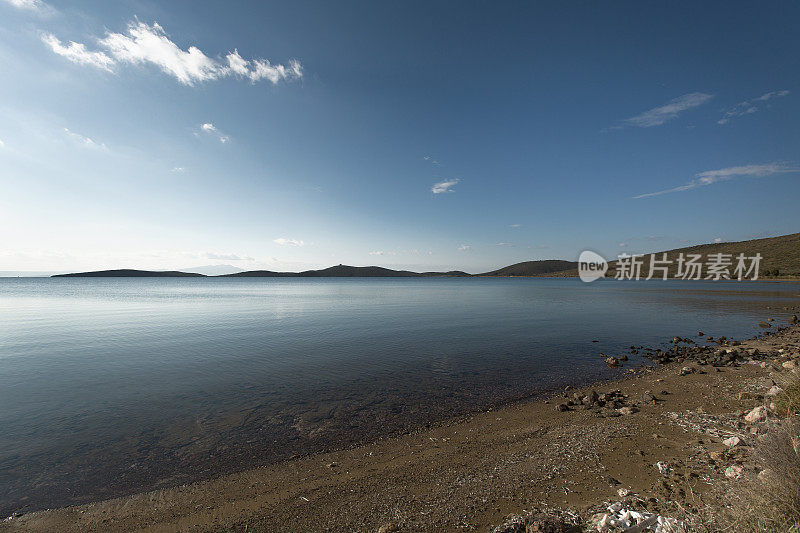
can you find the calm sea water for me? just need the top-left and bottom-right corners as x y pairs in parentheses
(1, 277), (798, 514)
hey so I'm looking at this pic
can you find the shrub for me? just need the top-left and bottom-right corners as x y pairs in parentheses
(722, 417), (800, 532)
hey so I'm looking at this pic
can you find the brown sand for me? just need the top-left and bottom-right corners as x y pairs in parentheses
(3, 325), (798, 532)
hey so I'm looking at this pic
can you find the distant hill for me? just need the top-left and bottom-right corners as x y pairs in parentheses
(52, 269), (205, 278)
(224, 265), (471, 277)
(550, 232), (800, 278)
(479, 260), (579, 277)
(44, 233), (800, 279)
(179, 264), (245, 276)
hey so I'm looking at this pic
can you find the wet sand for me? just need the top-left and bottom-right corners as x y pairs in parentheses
(4, 320), (798, 532)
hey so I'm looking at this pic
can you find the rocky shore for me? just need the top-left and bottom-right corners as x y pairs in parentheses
(3, 316), (799, 532)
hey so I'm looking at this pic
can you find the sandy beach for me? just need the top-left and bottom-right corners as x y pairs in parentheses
(3, 315), (797, 532)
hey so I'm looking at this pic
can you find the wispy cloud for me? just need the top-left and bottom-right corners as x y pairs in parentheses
(634, 163), (799, 199)
(457, 244), (471, 251)
(274, 238), (305, 247)
(431, 178), (459, 194)
(718, 90), (790, 124)
(42, 21), (303, 86)
(368, 250), (386, 256)
(0, 139), (5, 149)
(509, 224), (521, 228)
(615, 93), (714, 128)
(199, 123), (229, 143)
(423, 155), (442, 166)
(495, 242), (513, 247)
(4, 0), (48, 11)
(63, 127), (107, 150)
(42, 34), (115, 72)
(171, 166), (185, 172)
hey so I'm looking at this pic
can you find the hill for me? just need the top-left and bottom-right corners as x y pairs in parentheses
(479, 260), (579, 277)
(551, 232), (800, 278)
(52, 269), (205, 278)
(224, 265), (471, 277)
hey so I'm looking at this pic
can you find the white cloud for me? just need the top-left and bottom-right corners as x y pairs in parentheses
(171, 166), (185, 172)
(42, 33), (115, 72)
(274, 238), (305, 247)
(423, 155), (441, 166)
(43, 21), (303, 86)
(755, 90), (790, 102)
(634, 163), (799, 199)
(458, 244), (471, 251)
(431, 178), (459, 194)
(4, 0), (47, 11)
(0, 139), (4, 148)
(618, 93), (714, 128)
(495, 242), (513, 247)
(509, 224), (521, 227)
(713, 237), (723, 243)
(200, 123), (229, 143)
(225, 49), (302, 83)
(368, 251), (385, 256)
(63, 127), (107, 150)
(718, 90), (790, 124)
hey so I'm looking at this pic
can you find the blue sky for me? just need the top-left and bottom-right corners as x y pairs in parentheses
(1, 0), (798, 273)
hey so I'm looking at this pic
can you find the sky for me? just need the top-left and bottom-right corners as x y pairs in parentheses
(1, 0), (798, 274)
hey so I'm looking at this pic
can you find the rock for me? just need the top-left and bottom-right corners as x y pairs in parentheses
(377, 522), (400, 533)
(725, 465), (743, 479)
(738, 391), (763, 401)
(759, 321), (771, 328)
(744, 406), (767, 423)
(326, 462), (339, 468)
(766, 386), (783, 397)
(605, 356), (620, 367)
(680, 366), (695, 376)
(617, 406), (637, 415)
(708, 451), (724, 461)
(783, 360), (797, 369)
(698, 331), (704, 336)
(790, 315), (799, 325)
(618, 354), (629, 362)
(492, 512), (574, 533)
(525, 513), (574, 533)
(641, 391), (656, 403)
(617, 488), (630, 497)
(556, 403), (569, 412)
(723, 436), (741, 448)
(656, 461), (670, 474)
(586, 390), (599, 405)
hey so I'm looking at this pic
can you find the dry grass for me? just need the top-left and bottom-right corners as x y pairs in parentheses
(774, 374), (800, 417)
(719, 416), (800, 532)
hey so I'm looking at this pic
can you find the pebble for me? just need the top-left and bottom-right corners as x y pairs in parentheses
(723, 436), (741, 448)
(766, 386), (783, 397)
(744, 406), (767, 423)
(725, 465), (743, 479)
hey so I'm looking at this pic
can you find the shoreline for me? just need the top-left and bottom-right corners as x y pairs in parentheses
(4, 317), (799, 532)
